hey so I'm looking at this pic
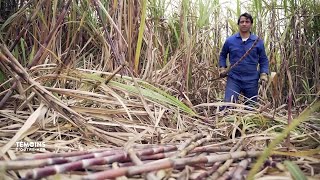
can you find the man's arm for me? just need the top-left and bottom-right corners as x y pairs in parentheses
(258, 40), (269, 74)
(219, 40), (229, 68)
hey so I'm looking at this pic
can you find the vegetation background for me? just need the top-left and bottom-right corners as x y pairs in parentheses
(0, 0), (319, 179)
(1, 0), (319, 107)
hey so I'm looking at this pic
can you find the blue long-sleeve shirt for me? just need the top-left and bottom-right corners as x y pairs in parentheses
(219, 33), (269, 81)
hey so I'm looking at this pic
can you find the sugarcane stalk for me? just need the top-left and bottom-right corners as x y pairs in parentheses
(174, 135), (211, 158)
(0, 81), (16, 109)
(140, 151), (175, 161)
(209, 159), (234, 180)
(18, 146), (177, 179)
(128, 148), (158, 180)
(21, 153), (129, 179)
(8, 0), (44, 51)
(286, 92), (292, 148)
(194, 162), (222, 180)
(27, 0), (72, 68)
(192, 146), (232, 153)
(15, 143), (229, 162)
(15, 148), (116, 160)
(91, 0), (123, 67)
(113, 162), (129, 180)
(0, 0), (71, 109)
(0, 44), (129, 145)
(0, 158), (68, 171)
(196, 138), (244, 179)
(0, 0), (45, 109)
(82, 151), (262, 180)
(157, 134), (210, 179)
(231, 158), (251, 180)
(1, 146), (177, 171)
(208, 138), (244, 180)
(177, 133), (204, 150)
(217, 166), (236, 180)
(0, 50), (98, 145)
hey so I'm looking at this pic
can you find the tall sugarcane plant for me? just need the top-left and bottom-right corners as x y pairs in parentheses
(0, 1), (319, 179)
(1, 0), (319, 105)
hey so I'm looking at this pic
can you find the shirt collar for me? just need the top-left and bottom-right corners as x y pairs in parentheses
(236, 32), (258, 40)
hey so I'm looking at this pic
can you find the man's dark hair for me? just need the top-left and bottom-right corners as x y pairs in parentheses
(237, 13), (253, 25)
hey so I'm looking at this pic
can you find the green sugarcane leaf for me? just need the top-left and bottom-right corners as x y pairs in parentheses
(284, 161), (307, 180)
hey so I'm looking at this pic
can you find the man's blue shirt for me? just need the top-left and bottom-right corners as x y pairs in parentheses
(219, 33), (269, 81)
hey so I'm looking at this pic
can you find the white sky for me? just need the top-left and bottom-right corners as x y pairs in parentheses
(165, 0), (250, 20)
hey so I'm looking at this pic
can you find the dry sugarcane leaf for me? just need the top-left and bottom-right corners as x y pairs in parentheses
(272, 149), (320, 158)
(0, 103), (47, 155)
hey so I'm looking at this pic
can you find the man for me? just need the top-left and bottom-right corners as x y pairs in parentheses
(219, 13), (269, 107)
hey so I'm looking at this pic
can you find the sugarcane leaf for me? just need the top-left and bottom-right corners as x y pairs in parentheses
(284, 160), (307, 180)
(134, 0), (147, 73)
(272, 148), (320, 157)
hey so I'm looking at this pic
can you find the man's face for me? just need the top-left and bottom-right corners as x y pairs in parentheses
(238, 16), (252, 33)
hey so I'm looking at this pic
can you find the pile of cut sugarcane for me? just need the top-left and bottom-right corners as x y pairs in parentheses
(1, 132), (319, 180)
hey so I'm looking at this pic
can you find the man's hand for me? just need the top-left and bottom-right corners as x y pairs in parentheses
(219, 67), (228, 78)
(259, 73), (268, 84)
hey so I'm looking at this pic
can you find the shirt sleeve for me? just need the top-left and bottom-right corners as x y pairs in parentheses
(219, 40), (229, 68)
(258, 40), (269, 74)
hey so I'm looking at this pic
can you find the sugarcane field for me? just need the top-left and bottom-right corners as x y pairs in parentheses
(0, 0), (320, 179)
